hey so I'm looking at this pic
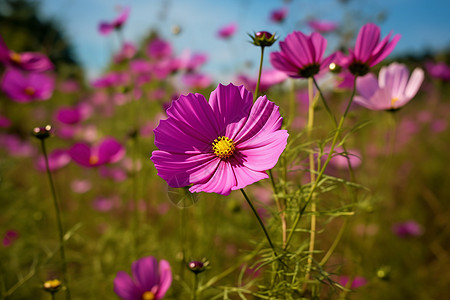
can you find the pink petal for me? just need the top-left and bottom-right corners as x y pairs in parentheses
(113, 271), (140, 300)
(132, 257), (158, 291)
(354, 23), (380, 63)
(404, 68), (424, 99)
(189, 160), (236, 195)
(155, 260), (172, 298)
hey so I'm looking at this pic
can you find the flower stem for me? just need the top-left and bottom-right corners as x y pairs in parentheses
(40, 139), (71, 300)
(284, 77), (358, 250)
(240, 189), (275, 253)
(253, 46), (265, 102)
(191, 273), (198, 300)
(305, 77), (317, 281)
(312, 77), (337, 125)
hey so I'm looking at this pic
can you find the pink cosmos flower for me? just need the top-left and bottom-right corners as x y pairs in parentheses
(114, 42), (137, 63)
(181, 73), (212, 89)
(0, 114), (11, 128)
(217, 22), (237, 39)
(339, 23), (400, 76)
(269, 7), (288, 23)
(0, 35), (53, 72)
(114, 256), (172, 300)
(182, 52), (208, 72)
(392, 220), (423, 238)
(71, 179), (92, 194)
(236, 69), (288, 92)
(56, 106), (85, 125)
(98, 6), (130, 35)
(147, 38), (173, 60)
(425, 61), (450, 81)
(1, 68), (54, 102)
(354, 62), (424, 111)
(307, 19), (338, 33)
(0, 133), (36, 157)
(270, 31), (335, 78)
(36, 149), (71, 172)
(151, 83), (288, 195)
(69, 137), (125, 168)
(91, 72), (130, 88)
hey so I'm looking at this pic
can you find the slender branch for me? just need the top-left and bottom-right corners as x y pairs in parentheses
(253, 46), (265, 102)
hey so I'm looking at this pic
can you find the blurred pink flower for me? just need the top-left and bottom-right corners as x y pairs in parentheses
(307, 19), (338, 33)
(99, 165), (128, 182)
(98, 6), (130, 35)
(2, 230), (19, 247)
(392, 220), (424, 238)
(114, 256), (172, 300)
(338, 276), (368, 289)
(59, 79), (80, 93)
(269, 7), (288, 23)
(36, 149), (71, 172)
(0, 35), (53, 72)
(425, 61), (450, 81)
(354, 63), (424, 111)
(183, 52), (208, 72)
(69, 137), (125, 168)
(1, 68), (54, 102)
(0, 133), (36, 157)
(92, 196), (119, 212)
(327, 147), (362, 170)
(338, 23), (400, 76)
(270, 31), (335, 78)
(71, 179), (92, 194)
(56, 105), (87, 125)
(114, 42), (137, 63)
(92, 72), (130, 88)
(236, 69), (288, 92)
(217, 22), (237, 39)
(151, 83), (288, 195)
(182, 72), (212, 89)
(147, 38), (173, 60)
(0, 114), (11, 128)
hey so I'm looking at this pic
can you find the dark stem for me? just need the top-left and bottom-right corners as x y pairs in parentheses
(240, 189), (276, 253)
(312, 77), (337, 126)
(40, 139), (71, 300)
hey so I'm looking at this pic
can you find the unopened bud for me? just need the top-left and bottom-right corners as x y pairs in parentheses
(32, 125), (52, 140)
(249, 31), (277, 48)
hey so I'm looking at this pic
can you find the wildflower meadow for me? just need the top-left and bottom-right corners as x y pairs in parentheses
(1, 1), (450, 299)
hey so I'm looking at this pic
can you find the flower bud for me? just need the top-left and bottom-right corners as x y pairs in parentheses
(249, 31), (277, 48)
(32, 125), (53, 140)
(187, 259), (209, 274)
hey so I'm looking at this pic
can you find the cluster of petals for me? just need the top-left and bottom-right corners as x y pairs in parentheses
(392, 220), (424, 238)
(0, 35), (53, 72)
(337, 23), (400, 75)
(306, 19), (338, 33)
(425, 61), (450, 81)
(151, 83), (288, 196)
(113, 256), (172, 300)
(69, 137), (125, 168)
(270, 31), (335, 78)
(114, 42), (137, 63)
(98, 6), (130, 35)
(1, 68), (54, 102)
(354, 62), (424, 111)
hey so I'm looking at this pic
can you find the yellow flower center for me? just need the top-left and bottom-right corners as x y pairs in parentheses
(212, 136), (235, 159)
(142, 291), (155, 300)
(391, 97), (399, 107)
(89, 155), (99, 165)
(9, 52), (21, 64)
(24, 86), (35, 96)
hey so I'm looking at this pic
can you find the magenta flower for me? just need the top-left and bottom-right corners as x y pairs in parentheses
(425, 61), (450, 81)
(69, 137), (125, 168)
(151, 83), (288, 195)
(307, 19), (338, 33)
(217, 22), (237, 39)
(2, 230), (19, 247)
(56, 106), (83, 125)
(269, 7), (288, 23)
(236, 69), (288, 92)
(91, 72), (130, 88)
(98, 6), (130, 35)
(147, 38), (173, 60)
(270, 31), (335, 78)
(181, 73), (212, 89)
(114, 42), (137, 63)
(36, 149), (71, 172)
(354, 63), (424, 111)
(340, 23), (400, 76)
(0, 114), (11, 128)
(0, 35), (53, 72)
(1, 68), (54, 102)
(114, 256), (172, 300)
(392, 220), (423, 238)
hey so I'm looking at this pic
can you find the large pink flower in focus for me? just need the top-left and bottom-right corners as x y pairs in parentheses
(114, 256), (172, 300)
(270, 31), (335, 78)
(151, 83), (288, 196)
(340, 23), (400, 76)
(98, 6), (130, 35)
(69, 137), (125, 168)
(1, 68), (54, 102)
(0, 35), (53, 72)
(354, 63), (424, 111)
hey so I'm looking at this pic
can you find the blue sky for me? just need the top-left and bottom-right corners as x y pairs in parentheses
(38, 0), (450, 81)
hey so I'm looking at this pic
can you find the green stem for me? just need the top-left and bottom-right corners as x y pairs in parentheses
(40, 139), (71, 300)
(240, 189), (276, 253)
(253, 46), (265, 102)
(312, 77), (337, 126)
(284, 77), (358, 250)
(191, 273), (198, 300)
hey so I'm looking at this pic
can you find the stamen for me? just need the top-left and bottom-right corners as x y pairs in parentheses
(212, 136), (235, 159)
(9, 52), (21, 64)
(89, 155), (99, 165)
(391, 97), (399, 107)
(142, 291), (155, 300)
(24, 86), (35, 96)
